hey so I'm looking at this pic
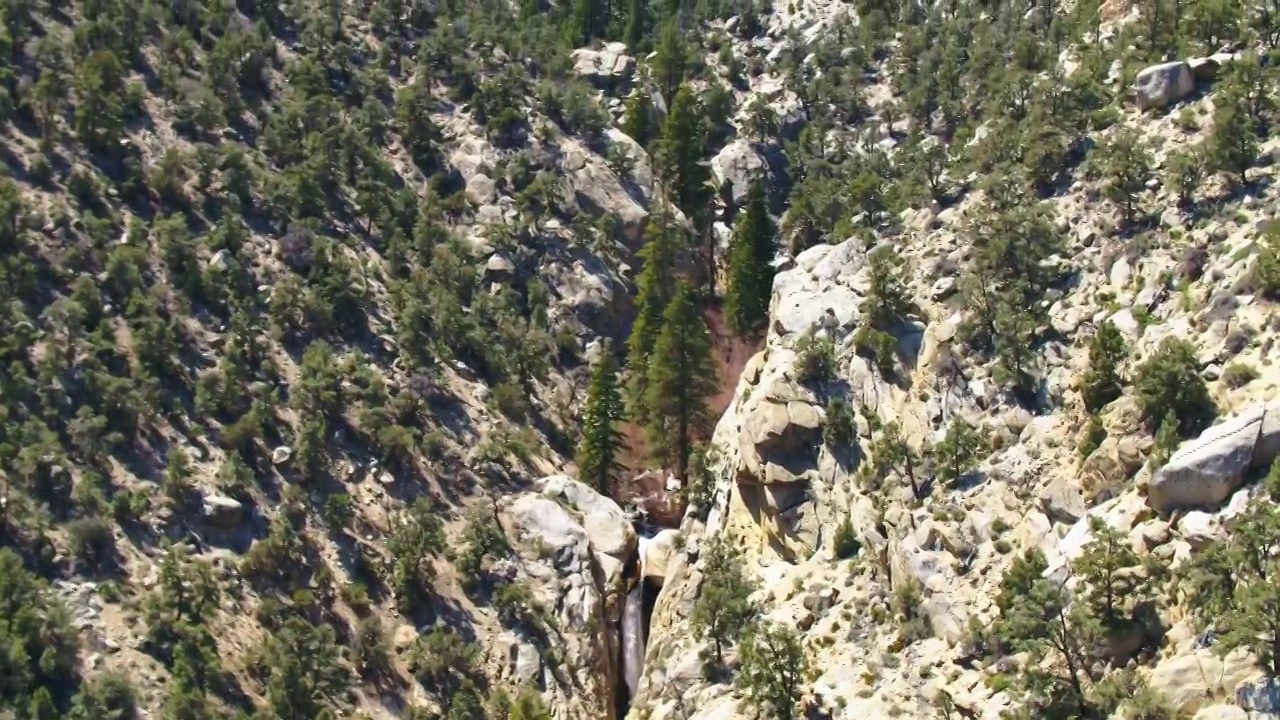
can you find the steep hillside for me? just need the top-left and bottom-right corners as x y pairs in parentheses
(5, 0), (1280, 720)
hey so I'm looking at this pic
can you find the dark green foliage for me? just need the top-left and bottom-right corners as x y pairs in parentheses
(644, 283), (718, 480)
(1183, 500), (1280, 676)
(994, 549), (1094, 718)
(736, 621), (811, 720)
(892, 578), (931, 645)
(855, 246), (912, 377)
(934, 417), (985, 487)
(725, 180), (777, 336)
(961, 199), (1065, 396)
(1081, 320), (1127, 413)
(626, 209), (684, 420)
(455, 510), (511, 589)
(657, 85), (713, 224)
(833, 517), (861, 560)
(0, 549), (82, 716)
(795, 334), (837, 386)
(1258, 228), (1280, 300)
(1078, 415), (1106, 459)
(692, 537), (757, 668)
(621, 86), (654, 146)
(1134, 338), (1214, 435)
(250, 616), (351, 720)
(1090, 128), (1153, 226)
(69, 673), (139, 720)
(822, 397), (857, 459)
(387, 499), (445, 614)
(1074, 518), (1156, 633)
(409, 626), (480, 695)
(576, 345), (626, 493)
(1208, 78), (1259, 186)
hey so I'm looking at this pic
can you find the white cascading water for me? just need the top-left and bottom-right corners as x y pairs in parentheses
(621, 582), (645, 699)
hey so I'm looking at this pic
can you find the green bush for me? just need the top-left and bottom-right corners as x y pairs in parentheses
(1222, 362), (1259, 389)
(1078, 415), (1106, 459)
(796, 334), (837, 385)
(833, 517), (861, 560)
(1134, 338), (1214, 435)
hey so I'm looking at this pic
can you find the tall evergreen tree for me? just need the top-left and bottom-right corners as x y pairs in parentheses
(621, 85), (654, 147)
(624, 0), (646, 51)
(1208, 83), (1258, 187)
(573, 0), (607, 45)
(626, 207), (683, 419)
(644, 282), (716, 480)
(576, 345), (626, 494)
(725, 179), (776, 336)
(653, 22), (689, 112)
(658, 84), (712, 223)
(691, 536), (757, 667)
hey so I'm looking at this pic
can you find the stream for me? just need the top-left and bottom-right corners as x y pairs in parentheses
(621, 582), (645, 699)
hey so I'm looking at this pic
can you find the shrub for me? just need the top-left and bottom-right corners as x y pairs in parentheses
(1221, 362), (1259, 389)
(796, 334), (837, 385)
(1134, 338), (1214, 435)
(1078, 414), (1106, 459)
(66, 516), (117, 572)
(1257, 230), (1280, 300)
(823, 397), (857, 455)
(834, 517), (861, 560)
(1081, 320), (1127, 412)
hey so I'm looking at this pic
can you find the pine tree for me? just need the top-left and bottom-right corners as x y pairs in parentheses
(624, 0), (646, 51)
(626, 208), (683, 420)
(935, 416), (985, 487)
(657, 84), (712, 222)
(576, 345), (626, 494)
(573, 0), (606, 45)
(1093, 128), (1154, 227)
(725, 179), (776, 337)
(644, 282), (717, 480)
(1208, 83), (1258, 187)
(736, 621), (811, 720)
(652, 20), (687, 101)
(621, 85), (654, 147)
(691, 536), (757, 668)
(1081, 319), (1127, 412)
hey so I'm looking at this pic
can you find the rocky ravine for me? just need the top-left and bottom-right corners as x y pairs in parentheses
(627, 25), (1280, 720)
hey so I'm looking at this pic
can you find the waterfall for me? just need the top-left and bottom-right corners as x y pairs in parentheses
(621, 583), (645, 699)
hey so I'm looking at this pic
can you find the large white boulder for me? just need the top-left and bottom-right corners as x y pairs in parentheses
(541, 474), (636, 561)
(571, 42), (635, 92)
(1133, 61), (1196, 109)
(1148, 403), (1280, 513)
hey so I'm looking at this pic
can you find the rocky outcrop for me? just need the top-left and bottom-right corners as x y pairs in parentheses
(201, 493), (244, 527)
(1133, 61), (1196, 109)
(1148, 403), (1280, 512)
(540, 473), (637, 589)
(710, 139), (788, 214)
(639, 529), (681, 586)
(1147, 650), (1261, 715)
(499, 479), (637, 720)
(571, 42), (635, 93)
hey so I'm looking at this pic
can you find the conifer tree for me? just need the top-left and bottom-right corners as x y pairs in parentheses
(573, 0), (607, 46)
(691, 536), (757, 668)
(657, 84), (712, 221)
(1081, 319), (1127, 413)
(644, 282), (717, 480)
(1209, 83), (1258, 187)
(621, 85), (654, 147)
(626, 208), (683, 420)
(736, 622), (811, 720)
(653, 20), (687, 102)
(576, 345), (626, 494)
(624, 0), (646, 51)
(1093, 128), (1154, 227)
(725, 179), (776, 336)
